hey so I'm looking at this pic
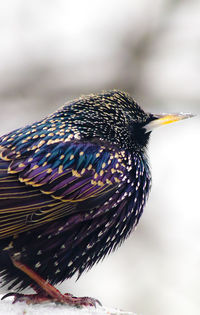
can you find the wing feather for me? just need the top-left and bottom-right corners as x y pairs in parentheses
(0, 138), (127, 239)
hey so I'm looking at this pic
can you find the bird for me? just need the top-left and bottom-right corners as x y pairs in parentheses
(0, 90), (193, 306)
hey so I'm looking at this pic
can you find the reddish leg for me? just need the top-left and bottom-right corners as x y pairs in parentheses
(2, 256), (101, 307)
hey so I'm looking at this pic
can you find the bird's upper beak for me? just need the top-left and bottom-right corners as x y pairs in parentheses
(144, 113), (195, 133)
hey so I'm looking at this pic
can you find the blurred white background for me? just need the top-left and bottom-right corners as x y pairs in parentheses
(0, 1), (200, 315)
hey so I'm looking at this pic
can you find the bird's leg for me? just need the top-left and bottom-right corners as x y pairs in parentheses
(2, 256), (101, 307)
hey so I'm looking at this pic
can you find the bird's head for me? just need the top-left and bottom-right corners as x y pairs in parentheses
(61, 90), (194, 152)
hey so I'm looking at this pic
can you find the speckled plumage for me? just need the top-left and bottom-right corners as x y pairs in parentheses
(0, 90), (153, 294)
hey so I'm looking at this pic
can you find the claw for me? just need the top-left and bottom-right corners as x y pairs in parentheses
(2, 292), (51, 304)
(1, 292), (17, 300)
(63, 294), (102, 307)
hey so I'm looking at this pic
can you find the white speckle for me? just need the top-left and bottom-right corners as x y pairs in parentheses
(68, 261), (73, 267)
(35, 262), (41, 268)
(54, 253), (58, 258)
(61, 244), (65, 249)
(98, 231), (104, 237)
(37, 250), (42, 255)
(74, 133), (81, 140)
(121, 194), (126, 200)
(54, 261), (58, 266)
(13, 252), (21, 259)
(120, 226), (126, 235)
(106, 236), (111, 243)
(55, 268), (61, 274)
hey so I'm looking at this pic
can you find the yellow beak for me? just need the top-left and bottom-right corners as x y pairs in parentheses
(145, 113), (195, 133)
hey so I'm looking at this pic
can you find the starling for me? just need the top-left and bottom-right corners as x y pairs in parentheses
(0, 90), (193, 306)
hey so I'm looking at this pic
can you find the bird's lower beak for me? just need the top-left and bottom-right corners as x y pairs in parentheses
(145, 113), (195, 133)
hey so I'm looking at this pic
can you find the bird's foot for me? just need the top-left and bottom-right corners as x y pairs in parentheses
(4, 256), (101, 307)
(2, 291), (101, 307)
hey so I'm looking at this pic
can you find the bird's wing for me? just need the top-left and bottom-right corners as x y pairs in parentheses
(1, 140), (125, 201)
(0, 140), (127, 238)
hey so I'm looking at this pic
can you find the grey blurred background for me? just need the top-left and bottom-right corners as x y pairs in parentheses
(0, 1), (200, 315)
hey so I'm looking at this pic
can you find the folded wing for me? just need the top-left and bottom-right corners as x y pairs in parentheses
(0, 139), (126, 239)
